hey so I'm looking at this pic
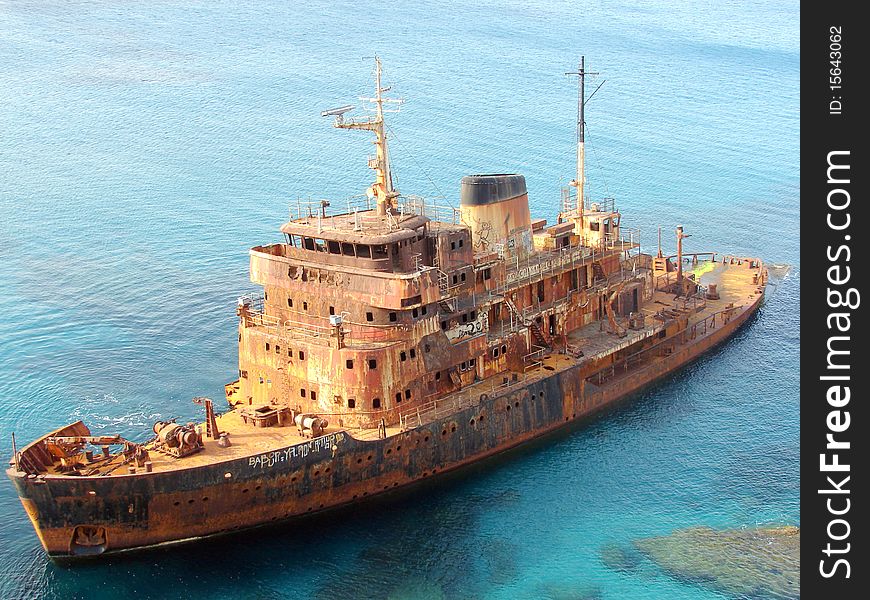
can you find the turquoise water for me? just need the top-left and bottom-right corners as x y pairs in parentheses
(0, 1), (798, 598)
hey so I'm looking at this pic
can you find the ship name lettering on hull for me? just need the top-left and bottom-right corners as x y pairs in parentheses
(249, 433), (339, 469)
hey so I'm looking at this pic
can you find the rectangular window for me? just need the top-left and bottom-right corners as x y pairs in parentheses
(450, 241), (456, 250)
(299, 351), (305, 360)
(405, 389), (411, 399)
(389, 312), (397, 322)
(590, 221), (600, 232)
(435, 371), (441, 381)
(368, 359), (377, 369)
(373, 397), (381, 408)
(357, 244), (371, 258)
(372, 245), (388, 259)
(395, 392), (402, 404)
(347, 398), (356, 408)
(275, 345), (280, 353)
(400, 351), (407, 362)
(366, 312), (374, 322)
(300, 389), (306, 398)
(441, 321), (448, 330)
(346, 359), (354, 369)
(329, 306), (335, 316)
(484, 268), (492, 280)
(288, 348), (293, 357)
(341, 242), (355, 256)
(458, 239), (464, 247)
(469, 358), (476, 367)
(310, 391), (316, 401)
(265, 343), (270, 351)
(412, 308), (418, 318)
(303, 301), (308, 311)
(327, 240), (341, 254)
(410, 348), (416, 358)
(288, 298), (293, 307)
(240, 370), (248, 379)
(421, 306), (428, 315)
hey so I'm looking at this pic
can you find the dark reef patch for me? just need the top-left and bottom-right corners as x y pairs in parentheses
(634, 525), (799, 599)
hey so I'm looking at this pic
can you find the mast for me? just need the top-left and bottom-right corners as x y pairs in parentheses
(322, 56), (403, 216)
(566, 57), (598, 222)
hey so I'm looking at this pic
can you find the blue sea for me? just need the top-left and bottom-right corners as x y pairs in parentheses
(0, 1), (799, 598)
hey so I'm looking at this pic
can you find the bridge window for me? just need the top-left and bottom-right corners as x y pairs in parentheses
(590, 222), (600, 232)
(341, 242), (355, 256)
(327, 240), (341, 254)
(303, 237), (315, 250)
(357, 244), (371, 258)
(372, 245), (388, 259)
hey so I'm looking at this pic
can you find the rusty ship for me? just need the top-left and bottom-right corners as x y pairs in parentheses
(7, 58), (768, 559)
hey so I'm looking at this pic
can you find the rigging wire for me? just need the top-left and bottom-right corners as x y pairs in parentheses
(385, 121), (451, 205)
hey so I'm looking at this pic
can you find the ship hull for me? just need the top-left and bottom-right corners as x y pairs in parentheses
(8, 290), (763, 559)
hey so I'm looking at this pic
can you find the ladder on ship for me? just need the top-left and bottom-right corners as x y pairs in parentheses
(504, 296), (552, 349)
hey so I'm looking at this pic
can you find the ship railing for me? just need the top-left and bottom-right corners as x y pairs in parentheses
(493, 243), (594, 296)
(243, 307), (409, 345)
(395, 195), (461, 224)
(588, 303), (744, 386)
(288, 194), (459, 230)
(399, 368), (544, 430)
(523, 346), (546, 372)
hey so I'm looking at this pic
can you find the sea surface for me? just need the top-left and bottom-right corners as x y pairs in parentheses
(0, 1), (799, 599)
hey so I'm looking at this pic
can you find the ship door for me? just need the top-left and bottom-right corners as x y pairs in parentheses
(548, 314), (556, 335)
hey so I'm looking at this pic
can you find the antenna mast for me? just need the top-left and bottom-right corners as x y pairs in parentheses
(322, 56), (404, 216)
(566, 57), (599, 223)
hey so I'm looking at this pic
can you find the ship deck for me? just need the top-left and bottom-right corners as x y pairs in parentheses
(32, 259), (763, 479)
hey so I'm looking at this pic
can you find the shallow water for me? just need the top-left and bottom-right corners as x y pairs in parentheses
(0, 1), (798, 598)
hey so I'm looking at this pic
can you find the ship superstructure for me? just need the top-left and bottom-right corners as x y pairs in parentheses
(8, 58), (768, 558)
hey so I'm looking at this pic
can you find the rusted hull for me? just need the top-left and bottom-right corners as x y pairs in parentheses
(8, 290), (763, 559)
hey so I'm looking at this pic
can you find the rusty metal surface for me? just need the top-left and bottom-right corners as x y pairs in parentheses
(6, 58), (769, 559)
